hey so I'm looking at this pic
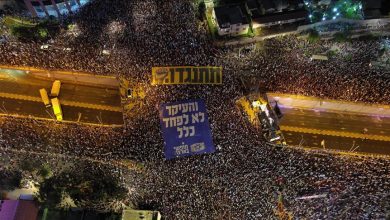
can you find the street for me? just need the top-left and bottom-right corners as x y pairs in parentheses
(279, 107), (390, 155)
(0, 68), (123, 126)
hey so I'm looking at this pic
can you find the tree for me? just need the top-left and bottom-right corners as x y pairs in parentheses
(38, 177), (63, 208)
(0, 192), (7, 200)
(38, 163), (52, 179)
(19, 159), (42, 172)
(307, 29), (320, 43)
(37, 27), (49, 39)
(198, 2), (206, 21)
(333, 32), (348, 42)
(38, 165), (128, 208)
(0, 170), (22, 191)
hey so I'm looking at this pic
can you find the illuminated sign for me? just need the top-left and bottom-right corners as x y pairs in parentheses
(152, 66), (222, 85)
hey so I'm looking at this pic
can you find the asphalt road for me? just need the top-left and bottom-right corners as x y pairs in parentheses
(0, 68), (123, 126)
(0, 68), (120, 106)
(284, 131), (390, 155)
(280, 108), (390, 136)
(279, 107), (390, 155)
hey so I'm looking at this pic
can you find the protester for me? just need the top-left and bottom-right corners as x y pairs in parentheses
(0, 0), (389, 219)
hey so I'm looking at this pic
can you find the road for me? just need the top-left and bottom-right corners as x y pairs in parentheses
(279, 107), (390, 155)
(0, 68), (123, 126)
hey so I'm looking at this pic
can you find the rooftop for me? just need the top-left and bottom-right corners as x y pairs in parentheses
(0, 200), (38, 220)
(214, 5), (249, 28)
(253, 9), (308, 24)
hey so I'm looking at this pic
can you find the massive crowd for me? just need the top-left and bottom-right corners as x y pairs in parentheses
(0, 0), (389, 219)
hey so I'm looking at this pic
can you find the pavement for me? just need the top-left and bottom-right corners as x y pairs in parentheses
(279, 107), (390, 156)
(0, 67), (123, 126)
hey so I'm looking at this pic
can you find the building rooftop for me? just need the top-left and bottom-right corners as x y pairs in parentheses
(247, 0), (260, 10)
(214, 5), (249, 28)
(259, 0), (276, 11)
(362, 0), (382, 9)
(0, 200), (38, 220)
(253, 9), (308, 24)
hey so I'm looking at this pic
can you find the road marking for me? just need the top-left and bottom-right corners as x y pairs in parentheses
(280, 125), (390, 142)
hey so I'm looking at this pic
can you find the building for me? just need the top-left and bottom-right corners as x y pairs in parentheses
(213, 5), (250, 36)
(22, 0), (90, 17)
(252, 9), (308, 28)
(259, 0), (276, 13)
(0, 0), (18, 10)
(363, 0), (389, 19)
(247, 0), (262, 17)
(122, 210), (161, 220)
(248, 0), (307, 28)
(0, 199), (39, 220)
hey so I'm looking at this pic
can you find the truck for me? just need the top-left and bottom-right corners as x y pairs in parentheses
(51, 80), (61, 97)
(51, 98), (63, 121)
(39, 88), (51, 107)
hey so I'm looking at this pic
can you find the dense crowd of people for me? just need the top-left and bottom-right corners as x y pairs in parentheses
(0, 0), (390, 219)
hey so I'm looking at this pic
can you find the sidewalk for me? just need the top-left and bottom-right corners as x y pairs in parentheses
(267, 93), (390, 117)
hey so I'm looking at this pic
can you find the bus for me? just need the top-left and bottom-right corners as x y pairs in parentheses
(39, 88), (51, 107)
(51, 80), (61, 97)
(51, 98), (63, 121)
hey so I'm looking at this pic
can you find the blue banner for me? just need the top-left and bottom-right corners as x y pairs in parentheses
(159, 99), (215, 159)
